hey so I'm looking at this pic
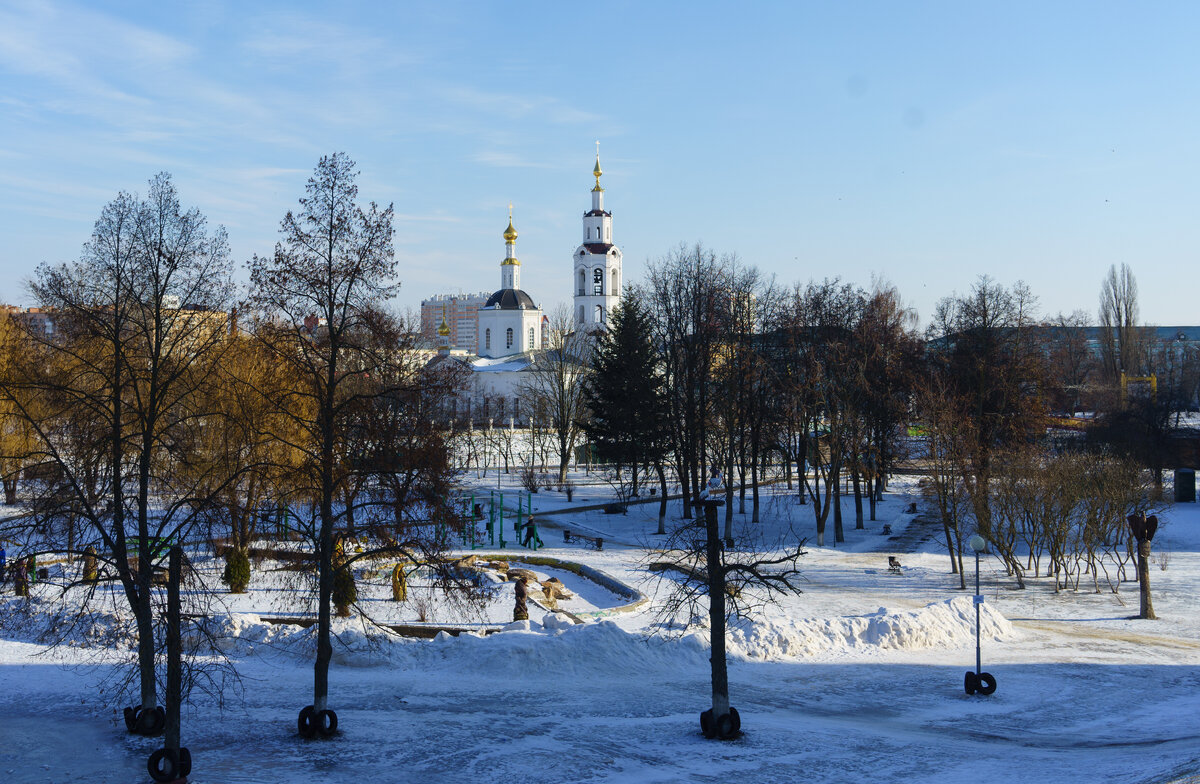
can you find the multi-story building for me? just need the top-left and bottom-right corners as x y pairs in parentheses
(420, 292), (490, 353)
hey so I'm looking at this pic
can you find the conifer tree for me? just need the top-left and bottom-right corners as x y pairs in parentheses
(583, 291), (670, 528)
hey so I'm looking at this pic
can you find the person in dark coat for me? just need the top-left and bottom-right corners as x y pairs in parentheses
(521, 515), (543, 549)
(513, 575), (529, 622)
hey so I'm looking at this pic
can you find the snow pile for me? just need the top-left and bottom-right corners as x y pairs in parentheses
(198, 613), (403, 666)
(727, 598), (1017, 660)
(0, 596), (136, 649)
(400, 616), (710, 679)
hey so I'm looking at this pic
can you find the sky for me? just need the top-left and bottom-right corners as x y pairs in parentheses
(1, 0), (1198, 326)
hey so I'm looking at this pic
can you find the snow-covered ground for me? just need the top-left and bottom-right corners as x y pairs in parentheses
(3, 472), (1199, 783)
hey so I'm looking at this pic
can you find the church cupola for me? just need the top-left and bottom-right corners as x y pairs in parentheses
(573, 144), (622, 331)
(500, 204), (520, 290)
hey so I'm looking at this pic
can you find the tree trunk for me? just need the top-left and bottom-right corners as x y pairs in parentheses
(314, 364), (337, 714)
(135, 573), (156, 713)
(655, 462), (668, 535)
(750, 445), (760, 524)
(703, 501), (731, 722)
(165, 546), (182, 753)
(137, 426), (157, 714)
(832, 468), (845, 544)
(723, 452), (734, 546)
(3, 478), (15, 505)
(852, 470), (864, 529)
(1138, 539), (1156, 620)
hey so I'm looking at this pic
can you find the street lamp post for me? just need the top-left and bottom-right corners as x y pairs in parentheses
(964, 534), (996, 696)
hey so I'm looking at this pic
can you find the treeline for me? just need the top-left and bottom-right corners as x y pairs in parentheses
(584, 247), (1193, 588)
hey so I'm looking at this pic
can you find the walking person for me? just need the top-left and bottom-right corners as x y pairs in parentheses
(521, 515), (543, 549)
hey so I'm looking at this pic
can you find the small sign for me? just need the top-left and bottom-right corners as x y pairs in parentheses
(973, 595), (985, 604)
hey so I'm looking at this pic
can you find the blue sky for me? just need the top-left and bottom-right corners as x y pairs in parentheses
(1, 1), (1197, 325)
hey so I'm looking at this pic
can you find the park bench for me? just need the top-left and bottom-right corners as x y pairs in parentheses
(563, 530), (603, 551)
(888, 556), (903, 575)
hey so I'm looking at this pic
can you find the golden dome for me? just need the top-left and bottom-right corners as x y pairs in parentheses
(592, 153), (604, 192)
(437, 310), (450, 337)
(503, 204), (518, 243)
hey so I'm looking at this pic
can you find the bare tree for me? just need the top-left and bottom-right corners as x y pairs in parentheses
(247, 153), (403, 736)
(927, 277), (1046, 543)
(519, 305), (591, 484)
(1, 173), (235, 731)
(645, 245), (728, 519)
(651, 501), (804, 739)
(1099, 263), (1147, 378)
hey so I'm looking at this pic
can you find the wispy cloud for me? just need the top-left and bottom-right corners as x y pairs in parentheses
(471, 151), (555, 169)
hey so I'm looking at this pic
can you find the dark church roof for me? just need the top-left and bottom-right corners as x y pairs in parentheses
(584, 209), (612, 218)
(578, 242), (614, 255)
(485, 288), (537, 309)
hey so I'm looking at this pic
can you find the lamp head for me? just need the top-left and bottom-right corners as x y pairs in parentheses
(970, 535), (987, 553)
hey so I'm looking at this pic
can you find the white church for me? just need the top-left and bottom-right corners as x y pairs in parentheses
(430, 151), (623, 425)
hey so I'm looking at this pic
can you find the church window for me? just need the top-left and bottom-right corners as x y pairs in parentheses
(594, 305), (603, 324)
(611, 269), (618, 294)
(484, 329), (490, 350)
(506, 328), (513, 349)
(593, 268), (603, 295)
(578, 306), (585, 324)
(528, 327), (534, 348)
(578, 269), (585, 296)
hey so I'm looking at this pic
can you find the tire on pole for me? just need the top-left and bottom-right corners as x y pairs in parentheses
(317, 708), (338, 737)
(147, 748), (181, 783)
(298, 705), (317, 738)
(136, 706), (166, 736)
(977, 672), (997, 695)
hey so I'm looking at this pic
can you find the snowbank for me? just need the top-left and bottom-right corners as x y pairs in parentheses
(727, 597), (1017, 659)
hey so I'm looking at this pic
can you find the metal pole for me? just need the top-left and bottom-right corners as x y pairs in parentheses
(975, 549), (981, 676)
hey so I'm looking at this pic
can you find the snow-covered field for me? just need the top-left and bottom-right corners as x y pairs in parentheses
(3, 473), (1199, 783)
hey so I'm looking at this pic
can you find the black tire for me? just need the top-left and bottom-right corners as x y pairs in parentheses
(977, 672), (997, 695)
(964, 670), (979, 695)
(177, 747), (192, 777)
(124, 706), (139, 732)
(298, 705), (317, 738)
(317, 708), (338, 737)
(136, 706), (166, 736)
(700, 709), (715, 738)
(729, 707), (741, 734)
(716, 712), (737, 739)
(147, 748), (179, 783)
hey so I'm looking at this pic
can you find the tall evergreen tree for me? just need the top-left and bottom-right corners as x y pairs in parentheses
(583, 291), (670, 527)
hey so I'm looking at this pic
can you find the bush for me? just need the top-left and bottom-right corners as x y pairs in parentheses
(221, 548), (251, 593)
(333, 565), (357, 616)
(519, 465), (541, 493)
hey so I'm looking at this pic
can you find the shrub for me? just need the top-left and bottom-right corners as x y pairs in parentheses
(221, 548), (251, 593)
(520, 465), (541, 493)
(333, 565), (357, 616)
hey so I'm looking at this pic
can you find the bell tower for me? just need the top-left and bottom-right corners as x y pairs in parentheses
(573, 143), (622, 331)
